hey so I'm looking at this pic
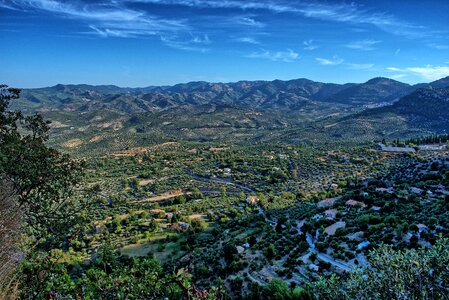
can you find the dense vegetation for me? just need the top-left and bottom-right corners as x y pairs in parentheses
(1, 82), (449, 299)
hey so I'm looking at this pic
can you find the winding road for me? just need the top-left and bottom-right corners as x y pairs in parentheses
(191, 172), (354, 279)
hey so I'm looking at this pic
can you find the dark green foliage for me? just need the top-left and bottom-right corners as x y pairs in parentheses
(262, 279), (312, 300)
(0, 85), (94, 245)
(20, 244), (222, 299)
(3, 79), (449, 299)
(312, 238), (449, 299)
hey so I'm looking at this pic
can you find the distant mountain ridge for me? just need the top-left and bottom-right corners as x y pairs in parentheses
(17, 76), (448, 114)
(9, 76), (449, 152)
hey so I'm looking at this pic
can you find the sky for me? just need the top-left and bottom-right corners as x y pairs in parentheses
(1, 0), (449, 88)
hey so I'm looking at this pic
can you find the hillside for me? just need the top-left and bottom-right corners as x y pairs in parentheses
(295, 85), (449, 143)
(14, 77), (418, 114)
(324, 77), (410, 105)
(354, 87), (449, 133)
(9, 76), (449, 155)
(379, 87), (449, 130)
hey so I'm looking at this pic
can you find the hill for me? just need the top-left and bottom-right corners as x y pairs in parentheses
(324, 77), (410, 105)
(373, 87), (449, 131)
(319, 86), (449, 141)
(14, 77), (418, 114)
(9, 76), (449, 154)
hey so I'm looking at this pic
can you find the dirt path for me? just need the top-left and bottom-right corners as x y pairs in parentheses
(133, 191), (192, 203)
(317, 253), (353, 272)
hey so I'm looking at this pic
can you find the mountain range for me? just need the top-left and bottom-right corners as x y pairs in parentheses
(10, 76), (449, 153)
(16, 76), (449, 114)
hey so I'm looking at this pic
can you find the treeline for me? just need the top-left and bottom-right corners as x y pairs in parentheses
(386, 133), (449, 146)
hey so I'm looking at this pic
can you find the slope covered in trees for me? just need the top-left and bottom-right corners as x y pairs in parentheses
(2, 84), (449, 299)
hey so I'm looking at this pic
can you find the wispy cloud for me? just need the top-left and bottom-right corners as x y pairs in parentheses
(129, 0), (434, 38)
(316, 56), (344, 66)
(232, 16), (265, 28)
(387, 65), (449, 81)
(3, 0), (443, 43)
(428, 43), (449, 50)
(345, 39), (381, 51)
(389, 74), (407, 80)
(0, 2), (19, 10)
(303, 40), (318, 51)
(1, 0), (189, 38)
(247, 49), (299, 62)
(161, 34), (211, 52)
(346, 63), (374, 70)
(235, 37), (260, 45)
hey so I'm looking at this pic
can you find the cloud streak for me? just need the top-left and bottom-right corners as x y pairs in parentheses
(387, 65), (449, 81)
(161, 34), (211, 52)
(345, 40), (381, 51)
(232, 16), (265, 28)
(1, 0), (189, 38)
(303, 40), (318, 51)
(235, 37), (260, 44)
(316, 56), (344, 66)
(346, 63), (374, 70)
(246, 49), (299, 62)
(129, 0), (433, 38)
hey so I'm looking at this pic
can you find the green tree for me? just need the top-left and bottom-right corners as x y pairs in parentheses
(190, 217), (207, 232)
(0, 85), (94, 246)
(264, 243), (276, 260)
(312, 238), (449, 299)
(0, 86), (96, 296)
(261, 279), (311, 300)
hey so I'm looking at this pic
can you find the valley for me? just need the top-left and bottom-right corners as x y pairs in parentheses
(14, 77), (449, 157)
(3, 0), (449, 298)
(3, 77), (448, 298)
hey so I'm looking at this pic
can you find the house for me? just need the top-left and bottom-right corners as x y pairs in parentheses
(346, 199), (367, 208)
(418, 144), (447, 151)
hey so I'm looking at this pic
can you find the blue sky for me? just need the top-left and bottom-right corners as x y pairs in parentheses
(1, 0), (449, 88)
